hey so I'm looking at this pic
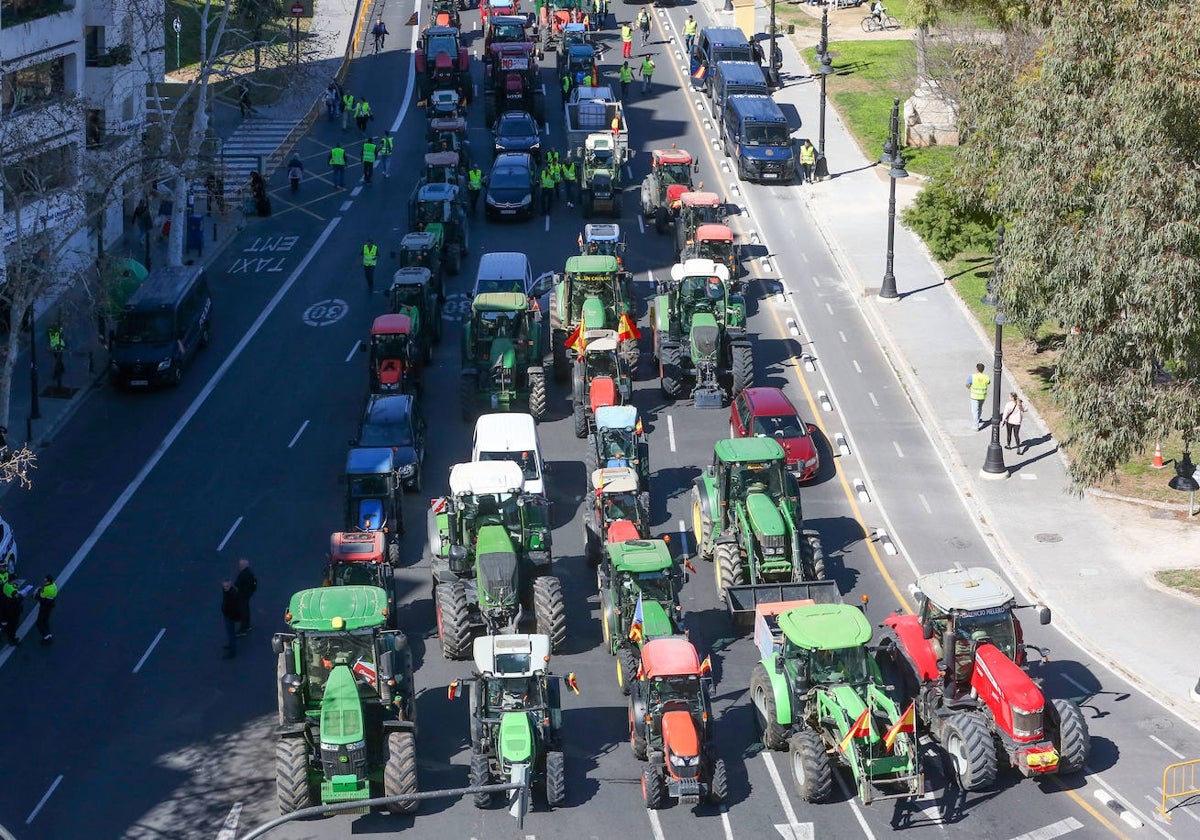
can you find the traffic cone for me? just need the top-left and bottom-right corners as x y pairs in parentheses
(1152, 440), (1166, 469)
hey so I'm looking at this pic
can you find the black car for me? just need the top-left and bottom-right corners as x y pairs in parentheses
(492, 111), (542, 160)
(352, 393), (426, 491)
(485, 152), (540, 221)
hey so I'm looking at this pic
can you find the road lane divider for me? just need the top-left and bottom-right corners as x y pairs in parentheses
(760, 752), (816, 840)
(215, 801), (243, 840)
(667, 414), (676, 452)
(132, 628), (166, 674)
(25, 774), (63, 825)
(287, 419), (310, 449)
(344, 339), (361, 362)
(217, 516), (244, 552)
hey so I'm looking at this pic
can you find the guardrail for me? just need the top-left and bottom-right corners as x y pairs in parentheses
(1158, 757), (1200, 820)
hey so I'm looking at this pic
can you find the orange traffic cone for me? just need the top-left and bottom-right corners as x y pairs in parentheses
(1152, 440), (1166, 469)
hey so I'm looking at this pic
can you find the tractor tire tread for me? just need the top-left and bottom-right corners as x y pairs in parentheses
(437, 582), (473, 660)
(731, 341), (754, 397)
(751, 663), (789, 750)
(789, 729), (834, 803)
(275, 736), (312, 815)
(470, 751), (492, 808)
(529, 371), (548, 421)
(545, 750), (566, 807)
(714, 542), (744, 604)
(533, 576), (568, 652)
(1050, 698), (1090, 774)
(617, 645), (640, 696)
(383, 731), (418, 813)
(944, 712), (997, 791)
(708, 757), (729, 804)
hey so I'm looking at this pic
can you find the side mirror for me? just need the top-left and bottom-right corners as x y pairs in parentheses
(1037, 605), (1052, 625)
(271, 634), (286, 655)
(774, 652), (785, 674)
(693, 161), (701, 173)
(448, 544), (469, 574)
(921, 620), (934, 640)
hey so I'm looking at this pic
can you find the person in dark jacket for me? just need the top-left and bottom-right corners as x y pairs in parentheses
(1, 576), (22, 646)
(234, 559), (257, 635)
(35, 575), (56, 645)
(221, 580), (241, 658)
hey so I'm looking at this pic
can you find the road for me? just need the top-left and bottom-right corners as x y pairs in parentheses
(1, 1), (1197, 839)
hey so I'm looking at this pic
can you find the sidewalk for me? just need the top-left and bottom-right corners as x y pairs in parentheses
(723, 5), (1200, 728)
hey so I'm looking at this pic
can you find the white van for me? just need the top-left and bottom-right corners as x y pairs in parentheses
(472, 413), (547, 496)
(472, 252), (534, 298)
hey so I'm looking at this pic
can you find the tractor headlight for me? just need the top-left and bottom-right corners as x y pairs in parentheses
(668, 752), (700, 778)
(1010, 704), (1043, 738)
(157, 357), (173, 371)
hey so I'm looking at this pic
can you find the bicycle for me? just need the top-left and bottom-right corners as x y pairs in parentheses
(861, 13), (901, 32)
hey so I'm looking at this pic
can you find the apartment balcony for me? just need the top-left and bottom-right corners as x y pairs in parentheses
(0, 3), (80, 57)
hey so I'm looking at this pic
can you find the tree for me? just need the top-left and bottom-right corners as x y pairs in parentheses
(950, 2), (1200, 487)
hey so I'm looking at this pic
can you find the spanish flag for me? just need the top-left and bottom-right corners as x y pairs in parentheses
(684, 557), (697, 574)
(565, 322), (586, 354)
(634, 417), (644, 436)
(699, 655), (712, 676)
(838, 708), (871, 753)
(883, 702), (916, 750)
(447, 679), (460, 701)
(617, 311), (642, 341)
(628, 593), (645, 643)
(566, 672), (580, 695)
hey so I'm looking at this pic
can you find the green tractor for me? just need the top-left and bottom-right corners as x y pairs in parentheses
(426, 461), (565, 659)
(448, 633), (576, 810)
(408, 182), (469, 275)
(577, 133), (629, 218)
(550, 254), (639, 381)
(651, 259), (752, 408)
(389, 267), (443, 365)
(598, 538), (687, 694)
(750, 598), (925, 804)
(460, 292), (548, 422)
(273, 586), (417, 814)
(691, 437), (826, 623)
(394, 232), (445, 300)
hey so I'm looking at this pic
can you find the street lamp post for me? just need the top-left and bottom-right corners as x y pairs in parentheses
(980, 225), (1008, 479)
(813, 10), (833, 180)
(28, 305), (40, 425)
(877, 98), (906, 300)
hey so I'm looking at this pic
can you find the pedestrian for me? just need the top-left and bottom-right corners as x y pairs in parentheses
(363, 237), (379, 292)
(341, 89), (355, 131)
(379, 130), (394, 177)
(220, 580), (240, 658)
(234, 558), (257, 635)
(34, 575), (56, 645)
(47, 321), (66, 390)
(250, 171), (270, 217)
(540, 165), (556, 215)
(966, 362), (990, 430)
(619, 61), (632, 99)
(329, 141), (347, 189)
(362, 136), (377, 183)
(549, 155), (563, 198)
(683, 14), (697, 55)
(1002, 392), (1025, 453)
(467, 163), (483, 213)
(371, 16), (389, 52)
(621, 22), (633, 59)
(324, 83), (338, 121)
(287, 155), (304, 193)
(355, 98), (372, 133)
(238, 82), (253, 118)
(639, 54), (656, 94)
(561, 73), (571, 97)
(637, 6), (651, 45)
(799, 139), (816, 184)
(562, 155), (577, 207)
(1, 574), (23, 646)
(592, 0), (604, 29)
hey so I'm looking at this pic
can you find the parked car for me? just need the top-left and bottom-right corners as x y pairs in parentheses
(485, 152), (540, 221)
(352, 393), (426, 491)
(730, 387), (819, 481)
(493, 110), (542, 160)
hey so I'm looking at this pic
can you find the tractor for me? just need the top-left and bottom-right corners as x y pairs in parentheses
(388, 267), (443, 364)
(366, 314), (419, 395)
(426, 116), (470, 160)
(598, 538), (686, 693)
(460, 292), (548, 422)
(430, 0), (461, 28)
(587, 404), (650, 492)
(394, 233), (445, 299)
(680, 223), (739, 281)
(483, 13), (532, 54)
(675, 192), (727, 258)
(550, 254), (639, 381)
(408, 182), (469, 275)
(579, 223), (626, 268)
(426, 461), (564, 659)
(750, 596), (925, 804)
(426, 87), (467, 120)
(561, 39), (598, 89)
(577, 133), (628, 218)
(554, 22), (590, 73)
(628, 637), (728, 809)
(582, 466), (650, 565)
(570, 329), (632, 438)
(323, 532), (397, 624)
(448, 634), (576, 810)
(650, 260), (752, 408)
(419, 150), (467, 189)
(483, 42), (545, 123)
(640, 148), (698, 234)
(691, 437), (826, 622)
(343, 447), (405, 565)
(273, 586), (417, 815)
(415, 26), (471, 103)
(538, 0), (586, 51)
(877, 566), (1090, 791)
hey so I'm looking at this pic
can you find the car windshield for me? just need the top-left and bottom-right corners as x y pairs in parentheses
(478, 449), (539, 482)
(349, 474), (389, 497)
(809, 645), (869, 684)
(713, 46), (754, 63)
(360, 418), (414, 447)
(499, 115), (536, 136)
(490, 166), (529, 189)
(116, 311), (172, 344)
(753, 414), (805, 438)
(660, 163), (691, 184)
(744, 124), (790, 147)
(427, 34), (457, 57)
(955, 608), (1018, 660)
(633, 573), (674, 603)
(731, 459), (787, 499)
(302, 629), (378, 699)
(491, 23), (525, 42)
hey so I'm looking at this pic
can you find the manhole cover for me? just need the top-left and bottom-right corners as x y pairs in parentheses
(948, 537), (971, 550)
(1137, 717), (1174, 733)
(1034, 533), (1062, 543)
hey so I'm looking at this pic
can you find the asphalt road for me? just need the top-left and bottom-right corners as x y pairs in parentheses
(2, 1), (1199, 839)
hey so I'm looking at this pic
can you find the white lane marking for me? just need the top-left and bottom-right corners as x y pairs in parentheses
(216, 801), (243, 840)
(811, 275), (821, 287)
(351, 185), (363, 197)
(831, 770), (877, 839)
(677, 519), (689, 556)
(344, 339), (361, 362)
(1060, 673), (1091, 696)
(852, 359), (861, 373)
(545, 216), (550, 232)
(132, 628), (166, 674)
(217, 516), (244, 552)
(761, 752), (801, 827)
(646, 270), (655, 285)
(799, 251), (809, 262)
(339, 200), (352, 211)
(287, 420), (310, 449)
(625, 165), (633, 180)
(26, 774), (63, 824)
(719, 805), (735, 840)
(1149, 734), (1186, 760)
(0, 214), (345, 671)
(892, 441), (904, 458)
(825, 302), (833, 315)
(774, 826), (815, 840)
(544, 121), (550, 134)
(868, 392), (879, 408)
(918, 493), (932, 514)
(638, 214), (645, 234)
(667, 414), (676, 451)
(647, 808), (667, 840)
(838, 330), (847, 343)
(1007, 817), (1084, 840)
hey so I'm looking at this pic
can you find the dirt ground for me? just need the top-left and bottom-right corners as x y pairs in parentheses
(778, 1), (913, 42)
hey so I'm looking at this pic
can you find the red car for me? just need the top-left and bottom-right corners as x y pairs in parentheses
(730, 387), (820, 481)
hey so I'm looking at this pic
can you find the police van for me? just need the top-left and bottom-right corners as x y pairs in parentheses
(109, 265), (212, 388)
(722, 95), (797, 183)
(709, 60), (768, 122)
(690, 27), (756, 94)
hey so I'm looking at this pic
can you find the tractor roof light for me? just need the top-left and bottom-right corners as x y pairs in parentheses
(332, 616), (346, 630)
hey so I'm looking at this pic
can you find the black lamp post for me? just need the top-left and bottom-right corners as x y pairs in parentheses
(28, 303), (40, 425)
(980, 225), (1008, 479)
(877, 98), (907, 300)
(813, 10), (833, 180)
(766, 0), (782, 89)
(1169, 451), (1200, 515)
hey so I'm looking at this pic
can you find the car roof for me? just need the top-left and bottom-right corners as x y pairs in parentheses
(449, 460), (525, 496)
(498, 110), (535, 123)
(371, 313), (412, 335)
(590, 466), (639, 493)
(713, 436), (785, 463)
(365, 393), (415, 423)
(917, 566), (1015, 612)
(473, 412), (539, 450)
(640, 637), (702, 678)
(345, 446), (396, 474)
(727, 94), (788, 122)
(778, 603), (872, 651)
(742, 386), (799, 416)
(596, 404), (637, 430)
(609, 539), (673, 573)
(477, 251), (531, 277)
(716, 60), (767, 83)
(286, 586), (389, 631)
(700, 26), (750, 46)
(492, 152), (533, 169)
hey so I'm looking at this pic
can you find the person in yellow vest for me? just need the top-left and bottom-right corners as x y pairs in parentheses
(467, 163), (483, 214)
(355, 98), (372, 133)
(48, 322), (66, 389)
(539, 166), (556, 215)
(329, 140), (346, 189)
(562, 156), (577, 207)
(363, 237), (379, 292)
(639, 55), (655, 95)
(361, 136), (377, 184)
(562, 73), (572, 96)
(35, 575), (56, 645)
(799, 139), (816, 184)
(549, 156), (563, 198)
(379, 130), (394, 178)
(621, 22), (633, 58)
(683, 15), (697, 55)
(966, 362), (991, 429)
(341, 91), (355, 131)
(1, 575), (21, 646)
(619, 61), (633, 100)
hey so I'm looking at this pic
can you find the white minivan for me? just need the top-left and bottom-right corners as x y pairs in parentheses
(471, 252), (555, 309)
(472, 413), (547, 496)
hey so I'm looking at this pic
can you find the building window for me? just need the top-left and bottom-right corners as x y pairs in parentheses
(85, 26), (106, 66)
(1, 143), (77, 202)
(1, 57), (67, 114)
(1, 0), (69, 28)
(86, 109), (106, 148)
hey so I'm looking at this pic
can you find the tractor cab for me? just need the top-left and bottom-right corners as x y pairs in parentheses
(689, 224), (739, 282)
(368, 313), (415, 394)
(424, 150), (464, 186)
(410, 183), (464, 244)
(564, 41), (597, 84)
(389, 267), (443, 361)
(462, 292), (546, 419)
(717, 438), (792, 505)
(577, 329), (630, 411)
(589, 466), (649, 545)
(580, 223), (626, 266)
(344, 447), (405, 564)
(677, 191), (725, 252)
(641, 147), (699, 231)
(592, 404), (649, 485)
(427, 116), (470, 153)
(558, 254), (625, 328)
(429, 0), (461, 29)
(485, 15), (533, 52)
(396, 232), (443, 287)
(607, 539), (682, 623)
(540, 0), (585, 44)
(325, 532), (396, 619)
(428, 87), (465, 119)
(670, 260), (730, 333)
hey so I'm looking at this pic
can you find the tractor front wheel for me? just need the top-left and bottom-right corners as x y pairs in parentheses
(789, 729), (833, 803)
(629, 705), (648, 760)
(1049, 698), (1090, 774)
(529, 370), (548, 421)
(470, 752), (492, 808)
(617, 645), (640, 696)
(660, 342), (684, 399)
(532, 575), (568, 652)
(545, 750), (566, 807)
(388, 539), (401, 567)
(275, 737), (312, 815)
(553, 331), (569, 382)
(383, 731), (418, 813)
(691, 486), (712, 561)
(798, 531), (826, 581)
(642, 763), (668, 809)
(620, 337), (640, 378)
(714, 542), (745, 604)
(942, 712), (997, 791)
(750, 663), (788, 750)
(708, 757), (729, 805)
(573, 400), (588, 438)
(730, 341), (754, 397)
(436, 582), (472, 660)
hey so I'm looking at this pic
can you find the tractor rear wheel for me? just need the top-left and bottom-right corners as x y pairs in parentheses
(691, 486), (712, 561)
(275, 736), (312, 814)
(714, 542), (745, 604)
(1049, 698), (1090, 774)
(583, 518), (601, 567)
(470, 751), (492, 808)
(730, 341), (754, 397)
(660, 342), (684, 399)
(532, 576), (568, 652)
(573, 400), (588, 438)
(642, 763), (667, 809)
(529, 370), (548, 421)
(789, 729), (833, 803)
(436, 582), (472, 660)
(545, 750), (566, 807)
(617, 645), (640, 696)
(750, 663), (789, 750)
(942, 712), (997, 791)
(384, 731), (418, 813)
(620, 337), (640, 377)
(388, 539), (401, 567)
(707, 757), (729, 804)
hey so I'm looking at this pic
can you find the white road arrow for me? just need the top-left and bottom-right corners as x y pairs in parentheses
(774, 822), (815, 840)
(215, 802), (242, 840)
(763, 752), (817, 840)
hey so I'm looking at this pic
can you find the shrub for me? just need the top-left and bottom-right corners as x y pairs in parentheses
(902, 175), (996, 261)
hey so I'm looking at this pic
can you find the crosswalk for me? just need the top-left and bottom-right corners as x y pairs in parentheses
(215, 116), (297, 190)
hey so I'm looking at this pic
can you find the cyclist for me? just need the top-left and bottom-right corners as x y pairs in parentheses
(371, 17), (389, 52)
(871, 1), (886, 25)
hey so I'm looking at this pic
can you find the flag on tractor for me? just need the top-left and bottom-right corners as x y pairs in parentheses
(617, 311), (642, 341)
(691, 64), (707, 81)
(883, 702), (916, 750)
(566, 672), (580, 695)
(565, 322), (586, 354)
(628, 593), (645, 643)
(684, 557), (697, 574)
(699, 655), (712, 676)
(838, 708), (871, 753)
(447, 679), (460, 700)
(635, 417), (644, 436)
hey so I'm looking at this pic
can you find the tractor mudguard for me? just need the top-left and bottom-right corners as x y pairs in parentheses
(691, 476), (714, 529)
(727, 295), (747, 329)
(761, 658), (792, 726)
(651, 294), (671, 335)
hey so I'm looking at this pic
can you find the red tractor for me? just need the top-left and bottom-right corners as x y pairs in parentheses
(877, 566), (1090, 791)
(640, 148), (698, 234)
(582, 466), (650, 565)
(367, 314), (418, 395)
(324, 531), (397, 622)
(483, 42), (545, 123)
(416, 26), (471, 103)
(628, 637), (727, 809)
(681, 224), (739, 282)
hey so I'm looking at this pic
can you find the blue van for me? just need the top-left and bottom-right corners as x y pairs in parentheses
(109, 265), (212, 388)
(722, 95), (796, 183)
(690, 27), (756, 93)
(709, 60), (768, 121)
